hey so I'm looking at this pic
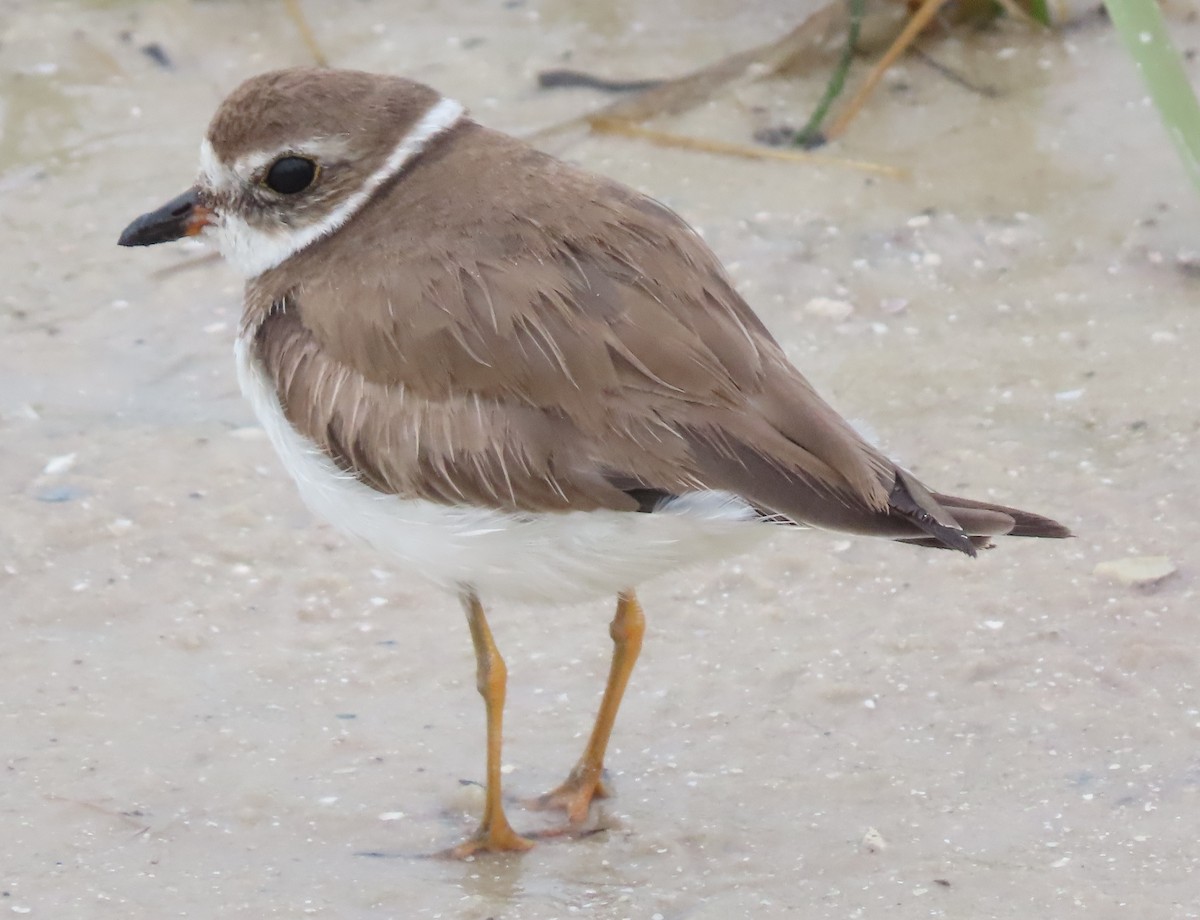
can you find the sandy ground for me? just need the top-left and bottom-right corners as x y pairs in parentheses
(4, 0), (1200, 917)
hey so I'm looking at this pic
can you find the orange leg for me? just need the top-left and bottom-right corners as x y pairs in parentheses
(446, 592), (534, 858)
(536, 591), (645, 825)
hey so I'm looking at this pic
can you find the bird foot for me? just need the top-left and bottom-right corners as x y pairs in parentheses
(531, 766), (612, 825)
(442, 820), (534, 859)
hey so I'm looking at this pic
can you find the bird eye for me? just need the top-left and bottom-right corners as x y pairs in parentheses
(264, 156), (317, 194)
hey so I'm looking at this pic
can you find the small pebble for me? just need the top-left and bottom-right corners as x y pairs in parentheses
(42, 452), (77, 475)
(140, 42), (173, 69)
(107, 518), (134, 535)
(862, 826), (888, 853)
(803, 297), (855, 321)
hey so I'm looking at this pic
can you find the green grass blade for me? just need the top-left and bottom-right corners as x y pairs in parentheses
(1024, 0), (1052, 27)
(793, 0), (866, 147)
(1103, 0), (1200, 193)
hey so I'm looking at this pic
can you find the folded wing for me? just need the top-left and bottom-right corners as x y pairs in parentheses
(245, 124), (1067, 551)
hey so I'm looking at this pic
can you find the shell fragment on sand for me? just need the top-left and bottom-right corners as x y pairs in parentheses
(1093, 556), (1177, 588)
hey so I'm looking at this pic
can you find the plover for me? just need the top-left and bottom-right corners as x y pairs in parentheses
(119, 68), (1069, 856)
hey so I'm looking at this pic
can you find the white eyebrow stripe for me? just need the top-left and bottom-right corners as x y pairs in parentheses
(232, 136), (354, 180)
(203, 95), (466, 279)
(234, 148), (286, 179)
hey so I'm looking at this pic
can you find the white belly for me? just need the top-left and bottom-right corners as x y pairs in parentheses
(235, 336), (770, 603)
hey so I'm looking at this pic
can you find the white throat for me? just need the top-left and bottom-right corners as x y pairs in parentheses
(201, 96), (465, 278)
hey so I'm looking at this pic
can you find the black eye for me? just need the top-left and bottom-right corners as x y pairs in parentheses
(264, 156), (317, 194)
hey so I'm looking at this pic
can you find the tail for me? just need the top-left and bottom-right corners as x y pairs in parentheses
(892, 472), (1072, 554)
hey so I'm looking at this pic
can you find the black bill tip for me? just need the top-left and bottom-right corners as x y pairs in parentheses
(119, 188), (213, 247)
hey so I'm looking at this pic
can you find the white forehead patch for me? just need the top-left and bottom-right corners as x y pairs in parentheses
(198, 137), (234, 194)
(199, 95), (465, 279)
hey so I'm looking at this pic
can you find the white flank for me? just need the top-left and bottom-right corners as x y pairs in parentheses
(235, 334), (770, 604)
(203, 96), (465, 278)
